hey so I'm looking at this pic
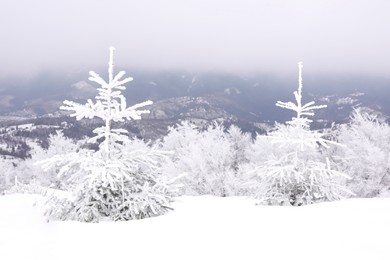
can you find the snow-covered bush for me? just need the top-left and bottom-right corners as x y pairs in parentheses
(4, 178), (48, 195)
(0, 131), (80, 195)
(0, 155), (37, 193)
(0, 160), (15, 194)
(28, 131), (80, 188)
(38, 47), (176, 222)
(239, 132), (275, 195)
(227, 125), (252, 173)
(334, 108), (390, 197)
(252, 62), (351, 206)
(163, 122), (251, 196)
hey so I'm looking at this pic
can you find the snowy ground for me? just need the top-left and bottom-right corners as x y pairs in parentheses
(0, 194), (389, 260)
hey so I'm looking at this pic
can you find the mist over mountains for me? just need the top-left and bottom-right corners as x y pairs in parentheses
(0, 70), (389, 139)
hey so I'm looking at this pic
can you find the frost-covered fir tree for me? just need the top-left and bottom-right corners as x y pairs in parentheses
(39, 47), (176, 222)
(253, 62), (351, 206)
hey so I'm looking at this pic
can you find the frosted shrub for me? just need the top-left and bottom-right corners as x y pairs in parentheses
(240, 132), (275, 194)
(0, 132), (79, 195)
(0, 160), (16, 194)
(335, 108), (390, 197)
(29, 131), (80, 188)
(252, 62), (351, 206)
(228, 125), (252, 172)
(38, 47), (176, 222)
(163, 122), (251, 196)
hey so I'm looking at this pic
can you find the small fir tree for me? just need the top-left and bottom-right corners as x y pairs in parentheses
(39, 47), (176, 222)
(254, 62), (351, 206)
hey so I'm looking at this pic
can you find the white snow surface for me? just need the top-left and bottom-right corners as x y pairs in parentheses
(0, 194), (389, 260)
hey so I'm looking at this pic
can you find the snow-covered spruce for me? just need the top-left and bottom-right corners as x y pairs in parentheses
(38, 47), (176, 222)
(252, 62), (351, 206)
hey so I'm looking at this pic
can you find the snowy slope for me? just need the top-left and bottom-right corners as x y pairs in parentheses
(0, 194), (389, 260)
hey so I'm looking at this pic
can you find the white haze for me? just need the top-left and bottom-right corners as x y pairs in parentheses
(1, 0), (390, 77)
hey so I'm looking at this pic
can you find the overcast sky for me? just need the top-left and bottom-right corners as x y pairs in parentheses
(1, 0), (390, 78)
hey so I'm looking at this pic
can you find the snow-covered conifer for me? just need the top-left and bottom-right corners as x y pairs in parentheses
(253, 62), (351, 206)
(38, 47), (176, 222)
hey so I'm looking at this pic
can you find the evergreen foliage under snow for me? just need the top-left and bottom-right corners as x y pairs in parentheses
(4, 58), (390, 226)
(252, 62), (351, 206)
(38, 47), (176, 222)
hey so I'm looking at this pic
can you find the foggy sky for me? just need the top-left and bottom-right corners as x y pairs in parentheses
(1, 0), (390, 78)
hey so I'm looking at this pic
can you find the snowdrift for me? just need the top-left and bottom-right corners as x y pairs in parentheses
(0, 194), (389, 260)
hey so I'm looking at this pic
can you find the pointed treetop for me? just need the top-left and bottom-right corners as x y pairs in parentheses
(61, 47), (152, 123)
(297, 61), (303, 104)
(276, 62), (327, 122)
(108, 46), (116, 82)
